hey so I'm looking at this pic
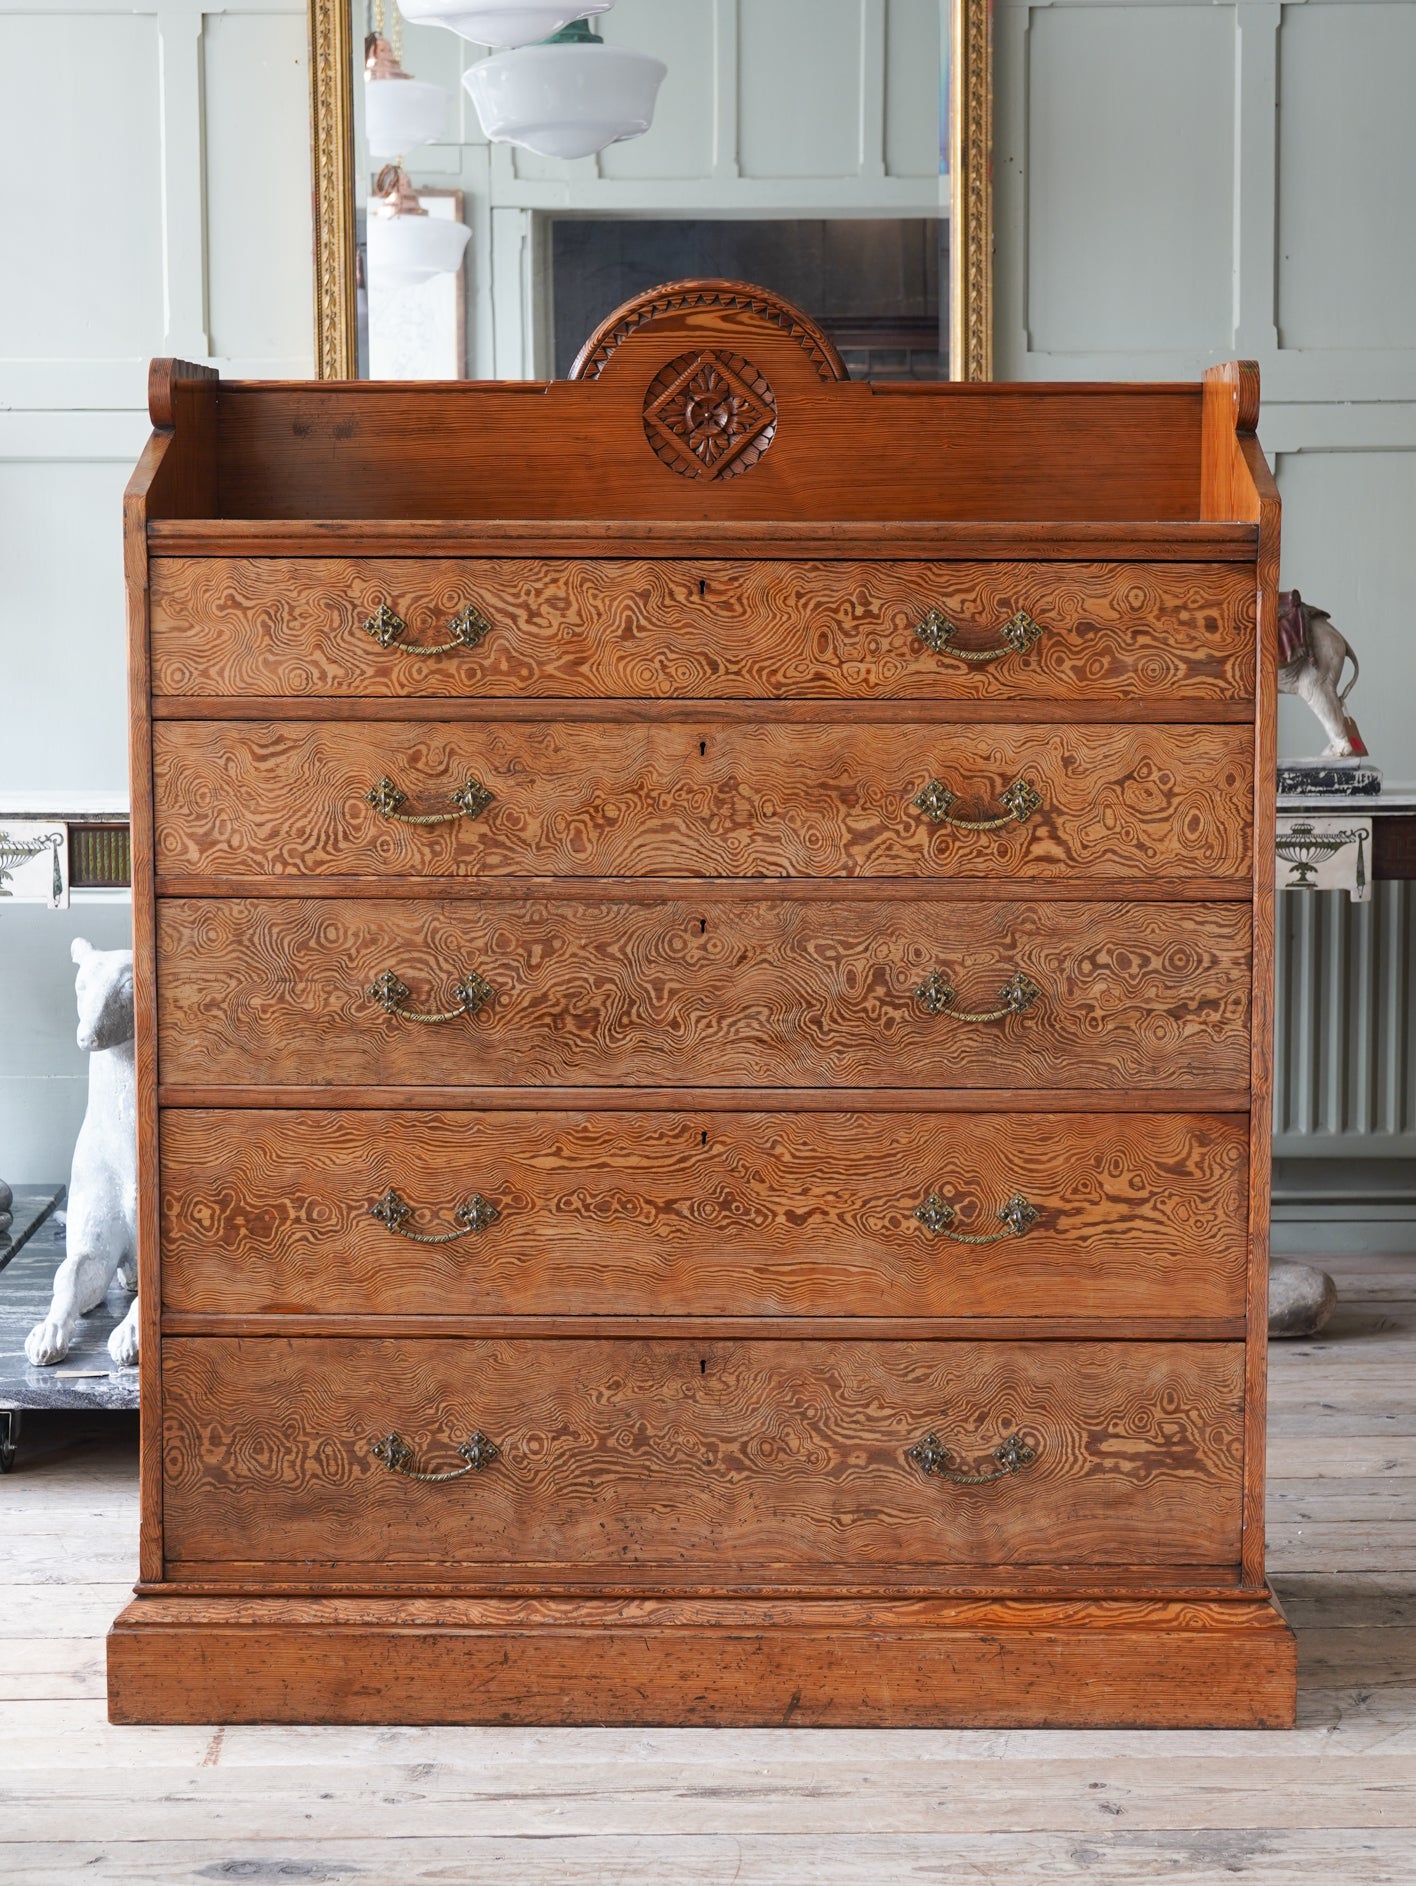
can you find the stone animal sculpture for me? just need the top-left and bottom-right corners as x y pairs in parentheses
(25, 939), (139, 1368)
(1277, 590), (1364, 757)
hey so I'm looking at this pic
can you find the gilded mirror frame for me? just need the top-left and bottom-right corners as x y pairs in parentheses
(307, 1), (992, 382)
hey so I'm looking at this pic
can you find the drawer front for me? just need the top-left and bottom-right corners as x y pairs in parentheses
(149, 558), (1256, 704)
(153, 720), (1252, 884)
(161, 1337), (1244, 1578)
(161, 1110), (1249, 1321)
(157, 897), (1252, 1092)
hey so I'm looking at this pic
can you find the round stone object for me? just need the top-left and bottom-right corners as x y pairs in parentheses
(1269, 1260), (1338, 1338)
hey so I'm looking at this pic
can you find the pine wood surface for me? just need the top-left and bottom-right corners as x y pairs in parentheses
(205, 380), (1206, 525)
(4, 1255), (1414, 1878)
(148, 556), (1256, 703)
(157, 1336), (1244, 1576)
(151, 719), (1253, 883)
(154, 895), (1253, 1092)
(158, 1107), (1249, 1321)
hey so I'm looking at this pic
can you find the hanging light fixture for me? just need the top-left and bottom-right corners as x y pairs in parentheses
(463, 17), (665, 161)
(366, 163), (472, 288)
(399, 0), (612, 48)
(364, 20), (453, 160)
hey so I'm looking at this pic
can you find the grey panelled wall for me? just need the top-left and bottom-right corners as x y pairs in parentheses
(996, 0), (1416, 1245)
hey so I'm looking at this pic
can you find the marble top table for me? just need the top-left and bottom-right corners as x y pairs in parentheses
(0, 1186), (138, 1471)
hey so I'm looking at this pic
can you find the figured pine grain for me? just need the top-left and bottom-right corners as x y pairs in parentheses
(154, 895), (1253, 1092)
(158, 1337), (1245, 1575)
(158, 1108), (1250, 1321)
(147, 557), (1256, 703)
(151, 719), (1253, 883)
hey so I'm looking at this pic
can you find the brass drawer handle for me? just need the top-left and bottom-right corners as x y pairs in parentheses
(365, 774), (495, 824)
(362, 602), (492, 656)
(372, 1430), (500, 1481)
(367, 967), (495, 1024)
(916, 607), (1044, 665)
(914, 777), (1042, 829)
(908, 1430), (1037, 1486)
(915, 968), (1042, 1023)
(369, 1186), (501, 1242)
(915, 1192), (1040, 1242)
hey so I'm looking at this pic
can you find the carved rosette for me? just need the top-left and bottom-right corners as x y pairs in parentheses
(642, 350), (777, 481)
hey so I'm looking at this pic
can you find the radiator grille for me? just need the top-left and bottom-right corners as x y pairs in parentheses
(1273, 880), (1416, 1154)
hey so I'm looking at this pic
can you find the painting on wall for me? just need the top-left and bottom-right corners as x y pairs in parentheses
(0, 822), (69, 908)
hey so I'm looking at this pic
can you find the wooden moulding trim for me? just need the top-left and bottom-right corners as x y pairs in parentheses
(138, 1572), (1251, 1600)
(152, 875), (1256, 904)
(120, 1588), (1279, 1615)
(149, 699), (1258, 727)
(159, 1314), (1247, 1343)
(145, 519), (1261, 559)
(156, 1085), (1254, 1113)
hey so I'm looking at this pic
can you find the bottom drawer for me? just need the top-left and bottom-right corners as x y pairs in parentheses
(162, 1337), (1244, 1582)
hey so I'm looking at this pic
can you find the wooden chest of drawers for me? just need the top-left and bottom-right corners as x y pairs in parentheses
(108, 281), (1296, 1727)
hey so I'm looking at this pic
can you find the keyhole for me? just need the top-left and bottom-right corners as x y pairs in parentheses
(699, 740), (706, 757)
(699, 1358), (708, 1374)
(698, 578), (707, 598)
(700, 1129), (708, 1147)
(698, 916), (707, 934)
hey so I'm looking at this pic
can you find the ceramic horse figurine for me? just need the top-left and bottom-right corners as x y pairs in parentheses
(25, 939), (139, 1368)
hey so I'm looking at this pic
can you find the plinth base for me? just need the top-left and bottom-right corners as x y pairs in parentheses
(108, 1592), (1297, 1728)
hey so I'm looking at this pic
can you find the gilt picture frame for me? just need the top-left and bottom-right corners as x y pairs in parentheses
(307, 0), (992, 382)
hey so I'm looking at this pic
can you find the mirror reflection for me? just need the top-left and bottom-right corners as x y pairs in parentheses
(349, 0), (949, 380)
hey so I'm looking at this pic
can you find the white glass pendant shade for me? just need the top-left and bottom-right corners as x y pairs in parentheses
(464, 41), (666, 159)
(367, 170), (471, 288)
(399, 0), (612, 48)
(365, 76), (452, 157)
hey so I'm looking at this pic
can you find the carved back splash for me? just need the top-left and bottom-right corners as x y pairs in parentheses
(196, 279), (1206, 523)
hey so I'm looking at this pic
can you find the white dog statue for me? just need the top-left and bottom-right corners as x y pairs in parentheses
(1277, 590), (1365, 758)
(25, 939), (139, 1368)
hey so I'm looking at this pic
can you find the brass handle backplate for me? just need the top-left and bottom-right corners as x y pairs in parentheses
(363, 602), (493, 656)
(915, 968), (1043, 1024)
(907, 1430), (1037, 1485)
(915, 1192), (1041, 1243)
(369, 1186), (501, 1243)
(372, 1430), (500, 1481)
(367, 967), (495, 1024)
(365, 774), (495, 824)
(916, 607), (1045, 665)
(914, 777), (1042, 830)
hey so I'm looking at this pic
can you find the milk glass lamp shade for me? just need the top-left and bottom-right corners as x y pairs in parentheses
(464, 39), (666, 159)
(367, 168), (471, 288)
(365, 77), (453, 157)
(364, 35), (453, 160)
(399, 0), (612, 47)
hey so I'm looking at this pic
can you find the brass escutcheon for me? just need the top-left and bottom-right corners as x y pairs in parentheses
(368, 1186), (501, 1243)
(372, 1430), (500, 1482)
(916, 607), (1045, 664)
(365, 774), (496, 824)
(914, 777), (1042, 830)
(907, 1430), (1037, 1485)
(362, 601), (493, 655)
(914, 968), (1043, 1024)
(914, 1192), (1041, 1243)
(367, 967), (495, 1024)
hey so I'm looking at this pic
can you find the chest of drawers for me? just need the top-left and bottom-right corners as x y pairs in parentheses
(108, 281), (1296, 1727)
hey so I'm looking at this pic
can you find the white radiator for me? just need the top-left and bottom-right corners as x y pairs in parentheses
(1273, 880), (1416, 1156)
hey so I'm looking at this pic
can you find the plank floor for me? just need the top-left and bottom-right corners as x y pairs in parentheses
(3, 1249), (1415, 1885)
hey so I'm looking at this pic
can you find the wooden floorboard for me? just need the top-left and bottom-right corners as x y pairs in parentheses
(2, 1251), (1414, 1883)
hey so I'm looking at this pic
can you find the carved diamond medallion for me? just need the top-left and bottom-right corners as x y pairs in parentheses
(642, 350), (777, 481)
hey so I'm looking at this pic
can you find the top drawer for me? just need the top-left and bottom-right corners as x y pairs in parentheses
(148, 558), (1256, 704)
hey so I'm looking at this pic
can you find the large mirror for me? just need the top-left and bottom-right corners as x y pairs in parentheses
(308, 1), (991, 383)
